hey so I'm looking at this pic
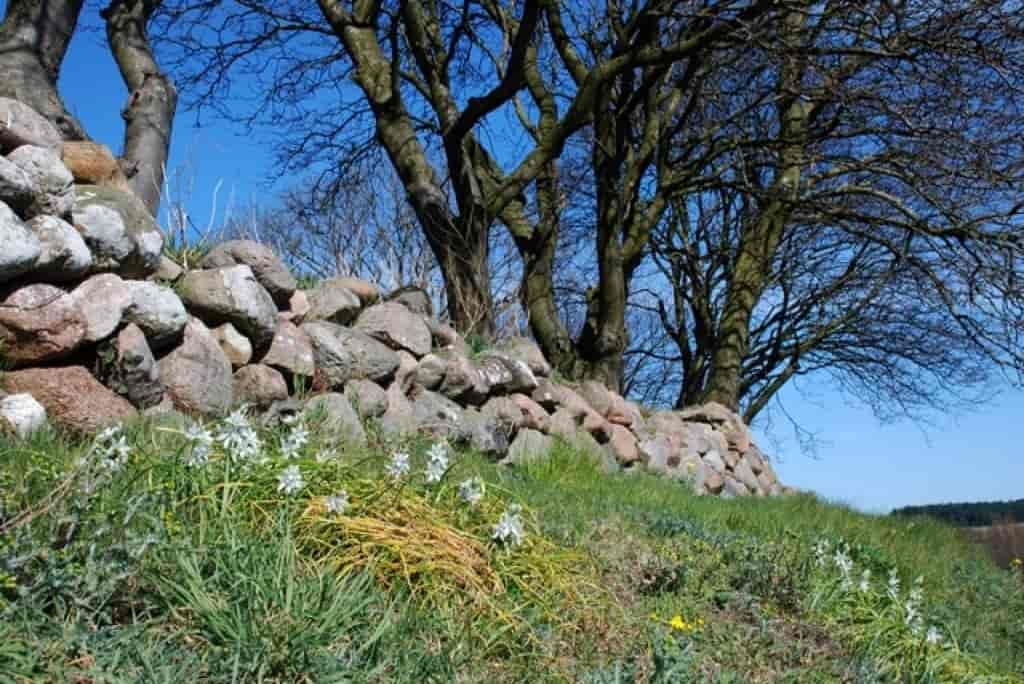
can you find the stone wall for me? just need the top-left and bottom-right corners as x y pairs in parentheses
(0, 98), (785, 498)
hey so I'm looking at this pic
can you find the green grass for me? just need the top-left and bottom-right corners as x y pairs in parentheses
(1, 414), (1021, 683)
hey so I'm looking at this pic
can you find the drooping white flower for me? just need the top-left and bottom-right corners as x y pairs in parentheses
(925, 626), (943, 645)
(184, 422), (213, 445)
(278, 465), (305, 495)
(217, 408), (262, 462)
(185, 441), (211, 467)
(386, 452), (410, 480)
(492, 503), (525, 547)
(858, 569), (871, 593)
(458, 477), (484, 505)
(425, 441), (449, 483)
(280, 423), (309, 459)
(325, 491), (350, 514)
(887, 568), (901, 601)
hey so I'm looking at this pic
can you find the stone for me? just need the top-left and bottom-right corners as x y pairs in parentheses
(123, 280), (188, 349)
(302, 321), (400, 386)
(509, 394), (550, 433)
(60, 141), (129, 190)
(212, 322), (253, 367)
(499, 337), (551, 377)
(379, 383), (418, 437)
(6, 145), (73, 218)
(577, 380), (614, 417)
(481, 396), (525, 433)
(157, 317), (234, 415)
(476, 352), (538, 394)
(288, 290), (310, 320)
(0, 393), (47, 438)
(745, 445), (767, 475)
(393, 350), (420, 393)
(722, 476), (750, 498)
(233, 364), (288, 408)
(438, 352), (489, 405)
(425, 318), (467, 354)
(607, 396), (643, 429)
(261, 320), (315, 378)
(702, 449), (727, 474)
(504, 428), (555, 466)
(178, 265), (278, 348)
(154, 255), (183, 282)
(355, 302), (432, 357)
(0, 200), (41, 283)
(704, 469), (725, 495)
(27, 215), (91, 281)
(201, 240), (297, 306)
(0, 98), (63, 151)
(73, 185), (163, 277)
(2, 366), (135, 435)
(305, 280), (361, 324)
(107, 323), (163, 409)
(303, 392), (367, 447)
(547, 408), (578, 441)
(68, 273), (131, 342)
(416, 353), (447, 390)
(608, 424), (641, 467)
(387, 286), (432, 316)
(732, 457), (762, 494)
(331, 276), (380, 306)
(344, 379), (388, 418)
(532, 379), (591, 416)
(0, 283), (85, 365)
(459, 408), (510, 458)
(410, 388), (464, 439)
(0, 156), (36, 213)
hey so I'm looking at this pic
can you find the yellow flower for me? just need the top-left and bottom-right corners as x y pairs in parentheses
(669, 615), (687, 631)
(1012, 558), (1022, 568)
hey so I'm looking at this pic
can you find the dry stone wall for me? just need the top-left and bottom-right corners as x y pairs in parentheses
(0, 100), (786, 497)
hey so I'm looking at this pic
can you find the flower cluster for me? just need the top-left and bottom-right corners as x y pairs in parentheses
(325, 491), (350, 514)
(425, 441), (449, 483)
(183, 423), (213, 467)
(493, 504), (525, 547)
(458, 476), (484, 505)
(94, 425), (131, 471)
(278, 465), (305, 495)
(386, 452), (410, 480)
(216, 408), (262, 463)
(280, 422), (309, 459)
(668, 614), (705, 634)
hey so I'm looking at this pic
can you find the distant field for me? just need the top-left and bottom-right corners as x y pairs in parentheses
(966, 521), (1024, 568)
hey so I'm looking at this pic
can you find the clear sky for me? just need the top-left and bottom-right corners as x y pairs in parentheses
(23, 3), (1021, 513)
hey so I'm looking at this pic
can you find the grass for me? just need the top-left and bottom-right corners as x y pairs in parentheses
(966, 521), (1024, 569)
(0, 413), (1022, 683)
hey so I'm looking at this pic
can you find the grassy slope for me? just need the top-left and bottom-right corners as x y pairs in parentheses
(0, 415), (1021, 683)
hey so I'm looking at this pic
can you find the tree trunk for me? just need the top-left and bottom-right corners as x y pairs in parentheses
(0, 0), (88, 140)
(103, 0), (176, 216)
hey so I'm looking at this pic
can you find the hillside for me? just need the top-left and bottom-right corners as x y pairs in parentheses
(1, 415), (1022, 683)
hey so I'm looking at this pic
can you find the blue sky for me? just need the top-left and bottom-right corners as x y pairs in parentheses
(30, 3), (1022, 513)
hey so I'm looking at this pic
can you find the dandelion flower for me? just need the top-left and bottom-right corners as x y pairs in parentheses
(458, 477), (484, 505)
(325, 491), (350, 514)
(278, 465), (305, 495)
(492, 503), (525, 547)
(386, 452), (410, 479)
(669, 615), (687, 631)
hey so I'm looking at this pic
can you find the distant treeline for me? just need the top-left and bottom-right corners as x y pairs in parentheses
(892, 499), (1024, 527)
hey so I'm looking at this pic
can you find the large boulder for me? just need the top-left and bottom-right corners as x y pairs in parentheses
(233, 364), (289, 409)
(305, 279), (362, 324)
(0, 156), (36, 213)
(27, 215), (91, 281)
(0, 98), (62, 151)
(302, 321), (399, 386)
(410, 388), (464, 439)
(0, 393), (47, 438)
(459, 408), (510, 458)
(415, 352), (447, 390)
(106, 323), (163, 409)
(123, 280), (188, 349)
(0, 200), (41, 283)
(1, 366), (135, 435)
(386, 286), (432, 316)
(70, 273), (132, 342)
(509, 393), (551, 432)
(331, 276), (380, 306)
(157, 317), (234, 415)
(354, 301), (432, 357)
(476, 352), (538, 395)
(0, 283), (85, 366)
(261, 320), (315, 379)
(178, 265), (278, 348)
(504, 428), (555, 466)
(498, 337), (551, 377)
(303, 392), (367, 447)
(73, 184), (163, 277)
(60, 142), (130, 191)
(201, 240), (297, 306)
(437, 351), (489, 405)
(6, 145), (73, 218)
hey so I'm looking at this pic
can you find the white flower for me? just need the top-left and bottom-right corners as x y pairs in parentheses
(315, 449), (336, 463)
(386, 452), (410, 480)
(216, 408), (262, 462)
(185, 441), (211, 467)
(425, 441), (449, 484)
(492, 503), (525, 547)
(325, 491), (350, 514)
(925, 626), (943, 645)
(184, 422), (213, 445)
(96, 424), (122, 444)
(98, 435), (132, 470)
(814, 539), (831, 567)
(887, 568), (901, 601)
(458, 477), (484, 505)
(858, 569), (871, 593)
(278, 465), (305, 495)
(280, 424), (309, 459)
